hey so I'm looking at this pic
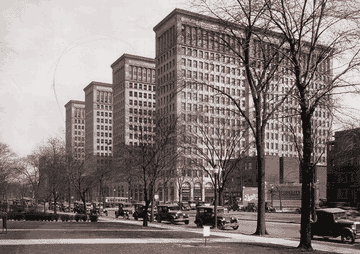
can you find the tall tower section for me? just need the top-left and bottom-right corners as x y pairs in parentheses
(111, 54), (156, 158)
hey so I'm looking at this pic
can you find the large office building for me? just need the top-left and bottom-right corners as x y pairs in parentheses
(110, 54), (156, 201)
(83, 81), (113, 159)
(111, 54), (156, 156)
(64, 100), (85, 161)
(152, 8), (332, 203)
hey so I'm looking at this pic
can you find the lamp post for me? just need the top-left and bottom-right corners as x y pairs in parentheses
(113, 188), (116, 208)
(214, 166), (219, 230)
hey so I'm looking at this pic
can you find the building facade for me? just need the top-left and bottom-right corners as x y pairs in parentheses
(152, 8), (331, 204)
(64, 100), (85, 161)
(327, 128), (360, 207)
(111, 54), (156, 156)
(82, 81), (113, 201)
(83, 81), (113, 159)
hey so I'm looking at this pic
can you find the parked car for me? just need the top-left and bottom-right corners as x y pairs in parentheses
(115, 202), (133, 219)
(311, 208), (360, 244)
(245, 202), (257, 212)
(194, 205), (239, 230)
(132, 203), (150, 221)
(265, 202), (276, 213)
(180, 202), (191, 211)
(156, 204), (189, 224)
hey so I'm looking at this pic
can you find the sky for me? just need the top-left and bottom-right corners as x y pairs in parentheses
(1, 0), (360, 157)
(0, 0), (188, 157)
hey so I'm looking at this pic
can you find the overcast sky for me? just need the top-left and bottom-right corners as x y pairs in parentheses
(1, 0), (360, 157)
(1, 0), (188, 156)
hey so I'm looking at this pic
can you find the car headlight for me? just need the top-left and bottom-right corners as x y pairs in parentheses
(352, 224), (356, 231)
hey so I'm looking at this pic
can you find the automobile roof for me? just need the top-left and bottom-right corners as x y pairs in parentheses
(316, 208), (346, 213)
(197, 205), (225, 209)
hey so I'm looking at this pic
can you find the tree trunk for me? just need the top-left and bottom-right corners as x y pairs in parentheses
(254, 118), (267, 235)
(297, 114), (313, 251)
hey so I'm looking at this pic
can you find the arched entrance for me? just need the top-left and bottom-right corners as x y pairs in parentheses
(181, 182), (191, 201)
(194, 182), (202, 201)
(205, 182), (214, 203)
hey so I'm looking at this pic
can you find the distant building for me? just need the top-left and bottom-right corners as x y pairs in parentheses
(64, 100), (85, 161)
(83, 81), (113, 159)
(83, 81), (113, 201)
(327, 128), (360, 207)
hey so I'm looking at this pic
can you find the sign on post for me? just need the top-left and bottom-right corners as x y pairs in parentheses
(203, 225), (210, 246)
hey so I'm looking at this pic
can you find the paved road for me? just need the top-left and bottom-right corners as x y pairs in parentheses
(0, 219), (353, 254)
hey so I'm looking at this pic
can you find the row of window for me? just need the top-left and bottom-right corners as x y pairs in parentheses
(181, 69), (246, 86)
(181, 93), (245, 107)
(128, 91), (155, 99)
(74, 125), (84, 130)
(97, 139), (112, 144)
(129, 100), (154, 107)
(129, 65), (156, 83)
(97, 145), (112, 151)
(129, 133), (154, 140)
(97, 104), (112, 110)
(97, 118), (112, 124)
(96, 152), (112, 157)
(96, 125), (112, 131)
(182, 58), (246, 75)
(74, 131), (84, 135)
(96, 111), (112, 117)
(96, 91), (112, 104)
(181, 46), (241, 64)
(129, 116), (155, 124)
(129, 108), (155, 115)
(96, 132), (112, 137)
(129, 83), (156, 91)
(181, 124), (245, 136)
(74, 119), (84, 124)
(129, 125), (154, 132)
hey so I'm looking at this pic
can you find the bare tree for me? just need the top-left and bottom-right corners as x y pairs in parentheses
(181, 109), (250, 206)
(184, 0), (294, 235)
(265, 0), (360, 250)
(36, 137), (68, 214)
(0, 142), (17, 201)
(13, 154), (45, 207)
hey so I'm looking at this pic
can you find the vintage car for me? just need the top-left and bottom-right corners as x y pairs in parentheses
(194, 205), (239, 230)
(132, 203), (151, 221)
(115, 202), (133, 219)
(311, 208), (360, 244)
(156, 204), (189, 224)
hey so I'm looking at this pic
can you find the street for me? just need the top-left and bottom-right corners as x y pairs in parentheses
(0, 218), (353, 254)
(102, 209), (360, 252)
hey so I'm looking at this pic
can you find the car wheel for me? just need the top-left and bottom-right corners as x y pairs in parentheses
(134, 216), (138, 220)
(196, 219), (203, 228)
(341, 232), (355, 244)
(156, 216), (161, 223)
(185, 220), (189, 225)
(217, 222), (224, 230)
(232, 225), (239, 230)
(170, 217), (175, 224)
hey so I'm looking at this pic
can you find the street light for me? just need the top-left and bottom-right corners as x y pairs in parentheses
(113, 188), (116, 208)
(214, 166), (219, 230)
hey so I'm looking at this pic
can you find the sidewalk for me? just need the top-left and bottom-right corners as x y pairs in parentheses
(99, 216), (357, 254)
